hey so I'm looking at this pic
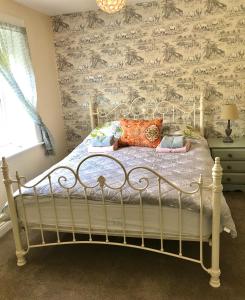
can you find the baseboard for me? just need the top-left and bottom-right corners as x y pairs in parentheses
(0, 221), (11, 238)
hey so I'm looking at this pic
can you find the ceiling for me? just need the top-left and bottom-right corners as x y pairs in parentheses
(15, 0), (153, 16)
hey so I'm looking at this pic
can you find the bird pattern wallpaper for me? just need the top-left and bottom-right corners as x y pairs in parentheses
(52, 0), (245, 151)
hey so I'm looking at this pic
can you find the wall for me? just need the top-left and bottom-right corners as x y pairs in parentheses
(0, 0), (67, 209)
(53, 0), (245, 151)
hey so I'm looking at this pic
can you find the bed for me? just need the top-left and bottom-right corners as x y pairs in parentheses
(1, 96), (236, 288)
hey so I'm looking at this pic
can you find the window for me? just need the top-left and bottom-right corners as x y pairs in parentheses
(0, 23), (39, 157)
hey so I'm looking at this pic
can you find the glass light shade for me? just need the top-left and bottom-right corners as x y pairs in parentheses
(96, 0), (126, 14)
(221, 104), (239, 120)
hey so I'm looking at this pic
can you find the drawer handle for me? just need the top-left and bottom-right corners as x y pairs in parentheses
(226, 178), (231, 182)
(228, 153), (233, 158)
(227, 165), (232, 170)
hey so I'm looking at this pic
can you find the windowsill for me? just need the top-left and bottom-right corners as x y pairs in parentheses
(0, 142), (44, 159)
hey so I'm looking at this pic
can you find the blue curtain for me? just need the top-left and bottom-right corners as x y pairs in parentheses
(0, 22), (54, 155)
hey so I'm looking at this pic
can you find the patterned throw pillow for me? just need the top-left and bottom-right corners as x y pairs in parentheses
(83, 121), (123, 145)
(119, 119), (163, 148)
(182, 125), (202, 139)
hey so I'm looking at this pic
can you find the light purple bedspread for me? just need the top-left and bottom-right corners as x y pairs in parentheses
(6, 138), (236, 238)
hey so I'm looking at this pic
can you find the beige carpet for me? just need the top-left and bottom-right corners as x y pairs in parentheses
(0, 192), (244, 300)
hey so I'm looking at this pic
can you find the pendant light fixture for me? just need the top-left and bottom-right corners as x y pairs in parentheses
(96, 0), (126, 14)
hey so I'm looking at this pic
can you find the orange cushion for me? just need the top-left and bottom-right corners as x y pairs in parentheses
(119, 119), (163, 148)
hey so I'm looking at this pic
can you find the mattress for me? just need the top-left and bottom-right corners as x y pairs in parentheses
(16, 197), (212, 241)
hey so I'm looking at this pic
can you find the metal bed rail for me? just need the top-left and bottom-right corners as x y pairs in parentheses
(1, 154), (222, 288)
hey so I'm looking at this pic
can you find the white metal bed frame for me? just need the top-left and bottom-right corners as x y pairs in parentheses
(1, 95), (223, 288)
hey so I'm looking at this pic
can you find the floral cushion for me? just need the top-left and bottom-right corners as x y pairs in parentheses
(119, 119), (163, 148)
(84, 121), (123, 145)
(162, 124), (202, 140)
(182, 125), (202, 139)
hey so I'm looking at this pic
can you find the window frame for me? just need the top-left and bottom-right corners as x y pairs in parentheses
(0, 18), (41, 158)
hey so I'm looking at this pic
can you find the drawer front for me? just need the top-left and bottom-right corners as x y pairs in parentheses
(223, 184), (245, 192)
(212, 148), (245, 161)
(221, 161), (245, 173)
(222, 173), (245, 185)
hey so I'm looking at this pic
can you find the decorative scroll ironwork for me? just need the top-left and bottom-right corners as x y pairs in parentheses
(13, 154), (209, 272)
(2, 153), (224, 287)
(16, 154), (201, 196)
(91, 97), (200, 130)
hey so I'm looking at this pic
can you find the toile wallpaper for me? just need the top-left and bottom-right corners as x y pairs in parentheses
(52, 0), (245, 151)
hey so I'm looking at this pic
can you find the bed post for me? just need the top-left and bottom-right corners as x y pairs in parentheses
(1, 157), (26, 266)
(209, 157), (222, 288)
(200, 94), (204, 136)
(89, 99), (96, 130)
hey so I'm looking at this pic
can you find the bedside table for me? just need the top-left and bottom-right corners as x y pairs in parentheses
(208, 138), (245, 193)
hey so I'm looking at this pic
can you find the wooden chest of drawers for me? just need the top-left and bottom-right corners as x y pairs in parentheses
(208, 138), (245, 193)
